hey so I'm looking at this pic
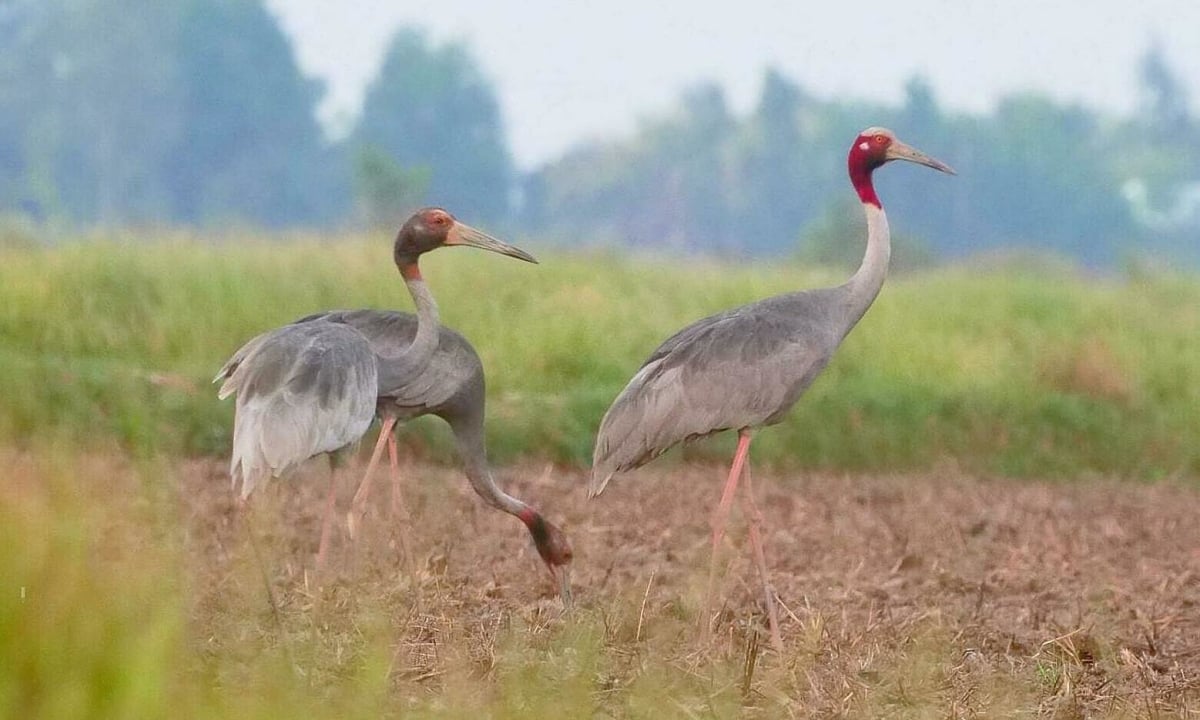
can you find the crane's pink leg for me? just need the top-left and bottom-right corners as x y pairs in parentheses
(386, 432), (417, 573)
(314, 466), (339, 580)
(347, 416), (396, 541)
(702, 428), (753, 642)
(741, 461), (784, 654)
(387, 432), (412, 521)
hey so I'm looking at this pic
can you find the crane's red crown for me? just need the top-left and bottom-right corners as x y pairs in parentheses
(393, 207), (457, 276)
(846, 127), (954, 208)
(393, 207), (537, 275)
(847, 127), (896, 208)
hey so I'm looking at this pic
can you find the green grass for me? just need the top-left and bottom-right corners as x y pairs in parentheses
(1, 230), (1198, 479)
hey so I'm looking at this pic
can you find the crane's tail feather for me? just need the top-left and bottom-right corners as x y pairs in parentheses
(214, 320), (378, 499)
(587, 469), (614, 499)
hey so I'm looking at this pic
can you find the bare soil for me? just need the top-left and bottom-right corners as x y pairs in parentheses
(177, 456), (1200, 717)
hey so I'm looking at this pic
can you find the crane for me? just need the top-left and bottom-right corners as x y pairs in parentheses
(215, 208), (573, 604)
(590, 128), (954, 649)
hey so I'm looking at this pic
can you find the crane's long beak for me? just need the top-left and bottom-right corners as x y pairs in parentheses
(886, 140), (957, 175)
(446, 222), (539, 263)
(555, 564), (573, 609)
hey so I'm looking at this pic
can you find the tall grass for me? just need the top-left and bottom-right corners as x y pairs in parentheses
(1, 232), (1198, 479)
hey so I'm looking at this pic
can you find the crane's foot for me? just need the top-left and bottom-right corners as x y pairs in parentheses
(741, 458), (783, 654)
(346, 417), (394, 542)
(313, 465), (340, 585)
(386, 433), (418, 577)
(701, 430), (754, 645)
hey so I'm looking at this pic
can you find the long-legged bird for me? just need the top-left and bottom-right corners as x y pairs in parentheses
(590, 128), (954, 647)
(215, 208), (573, 603)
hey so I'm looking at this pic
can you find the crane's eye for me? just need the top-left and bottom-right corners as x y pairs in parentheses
(874, 134), (887, 145)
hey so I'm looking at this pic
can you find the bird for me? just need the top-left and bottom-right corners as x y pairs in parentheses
(214, 208), (573, 604)
(589, 128), (954, 649)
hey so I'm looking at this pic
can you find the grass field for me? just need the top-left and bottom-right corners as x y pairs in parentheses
(3, 233), (1200, 717)
(1, 233), (1198, 478)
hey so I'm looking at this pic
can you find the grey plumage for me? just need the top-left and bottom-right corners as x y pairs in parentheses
(589, 128), (954, 649)
(215, 320), (378, 498)
(590, 127), (956, 499)
(590, 288), (848, 496)
(212, 208), (573, 600)
(302, 310), (533, 518)
(296, 309), (481, 423)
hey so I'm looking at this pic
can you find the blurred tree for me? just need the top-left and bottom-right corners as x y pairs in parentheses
(666, 82), (736, 252)
(0, 1), (40, 216)
(0, 0), (345, 227)
(877, 77), (962, 254)
(352, 145), (430, 229)
(1121, 42), (1197, 209)
(170, 0), (347, 226)
(355, 27), (513, 224)
(0, 0), (182, 223)
(797, 198), (934, 273)
(1138, 40), (1192, 137)
(966, 94), (1133, 266)
(1118, 42), (1200, 260)
(735, 68), (815, 255)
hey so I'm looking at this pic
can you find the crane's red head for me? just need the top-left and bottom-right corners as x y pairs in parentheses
(518, 507), (574, 607)
(393, 207), (538, 278)
(847, 127), (956, 208)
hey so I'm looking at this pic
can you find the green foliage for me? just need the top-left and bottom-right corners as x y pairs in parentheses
(354, 27), (513, 224)
(1, 234), (1198, 481)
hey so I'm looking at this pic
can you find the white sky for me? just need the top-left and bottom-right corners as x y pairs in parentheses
(266, 0), (1200, 169)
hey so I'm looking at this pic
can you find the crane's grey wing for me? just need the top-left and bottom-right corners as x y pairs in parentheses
(590, 295), (840, 497)
(215, 321), (378, 498)
(302, 309), (482, 414)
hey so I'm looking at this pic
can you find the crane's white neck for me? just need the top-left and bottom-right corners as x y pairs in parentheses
(842, 202), (890, 330)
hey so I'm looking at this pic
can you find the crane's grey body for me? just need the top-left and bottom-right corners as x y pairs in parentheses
(588, 128), (953, 647)
(212, 208), (572, 600)
(215, 320), (379, 498)
(590, 204), (890, 496)
(218, 307), (524, 515)
(294, 309), (524, 516)
(297, 309), (482, 425)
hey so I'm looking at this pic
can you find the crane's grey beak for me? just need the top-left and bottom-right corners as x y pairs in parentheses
(556, 564), (573, 610)
(446, 222), (538, 263)
(886, 140), (956, 175)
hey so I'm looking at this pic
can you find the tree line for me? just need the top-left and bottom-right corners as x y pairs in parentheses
(0, 0), (1196, 268)
(524, 52), (1200, 269)
(0, 0), (511, 229)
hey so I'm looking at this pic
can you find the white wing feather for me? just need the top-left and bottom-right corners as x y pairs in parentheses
(216, 321), (378, 498)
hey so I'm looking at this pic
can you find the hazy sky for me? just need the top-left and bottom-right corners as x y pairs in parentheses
(266, 0), (1199, 169)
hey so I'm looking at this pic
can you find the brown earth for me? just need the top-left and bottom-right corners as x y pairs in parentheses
(171, 454), (1200, 717)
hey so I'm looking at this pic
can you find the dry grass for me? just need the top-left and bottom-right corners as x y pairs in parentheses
(6, 443), (1199, 717)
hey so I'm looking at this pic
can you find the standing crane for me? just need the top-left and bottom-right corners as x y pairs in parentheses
(215, 208), (573, 604)
(590, 128), (954, 649)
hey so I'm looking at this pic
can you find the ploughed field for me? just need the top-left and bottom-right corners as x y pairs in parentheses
(10, 447), (1198, 718)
